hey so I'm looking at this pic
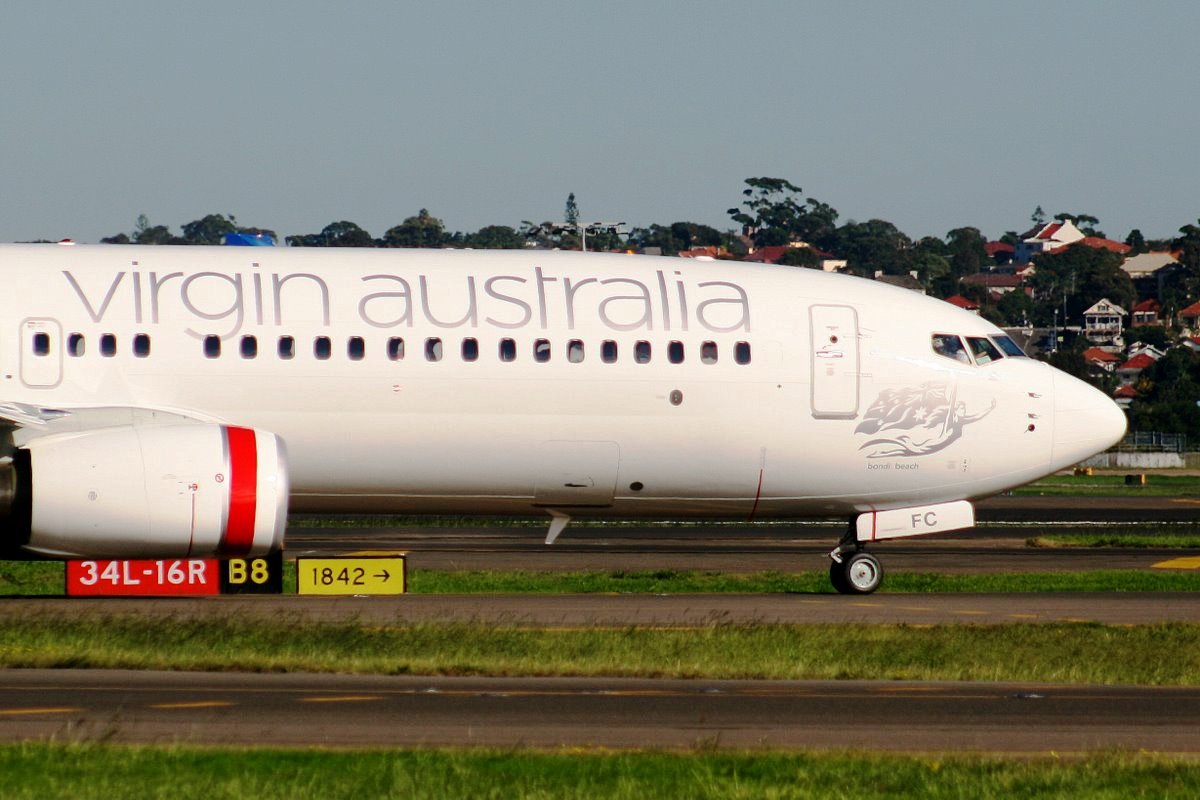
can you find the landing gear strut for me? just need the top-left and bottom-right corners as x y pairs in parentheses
(828, 521), (884, 595)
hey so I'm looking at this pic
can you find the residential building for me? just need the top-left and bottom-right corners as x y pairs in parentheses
(1082, 298), (1126, 342)
(1130, 299), (1162, 327)
(1015, 219), (1085, 264)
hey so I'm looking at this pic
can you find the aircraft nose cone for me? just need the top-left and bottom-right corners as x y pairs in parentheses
(1051, 370), (1127, 469)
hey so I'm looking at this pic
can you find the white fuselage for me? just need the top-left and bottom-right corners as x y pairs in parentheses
(0, 244), (1124, 522)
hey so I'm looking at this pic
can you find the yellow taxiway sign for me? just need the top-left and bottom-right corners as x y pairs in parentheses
(296, 556), (407, 595)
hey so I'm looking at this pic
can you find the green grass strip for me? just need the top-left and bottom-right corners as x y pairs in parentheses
(1012, 473), (1200, 496)
(2, 617), (1200, 685)
(1029, 534), (1200, 549)
(5, 562), (1200, 597)
(1, 743), (1198, 800)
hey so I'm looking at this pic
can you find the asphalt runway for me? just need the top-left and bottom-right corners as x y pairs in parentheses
(1, 670), (1197, 753)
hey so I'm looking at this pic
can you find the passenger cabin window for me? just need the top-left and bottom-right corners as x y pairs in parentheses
(967, 336), (1003, 365)
(133, 333), (151, 358)
(100, 334), (117, 357)
(241, 335), (258, 359)
(734, 341), (751, 365)
(67, 333), (85, 357)
(701, 341), (718, 364)
(314, 336), (332, 360)
(634, 341), (651, 364)
(32, 332), (50, 356)
(668, 340), (684, 364)
(534, 338), (551, 363)
(931, 333), (969, 364)
(567, 339), (584, 363)
(462, 338), (479, 362)
(278, 336), (296, 360)
(601, 340), (618, 363)
(992, 335), (1027, 357)
(203, 335), (221, 359)
(348, 336), (365, 361)
(499, 338), (516, 362)
(387, 337), (405, 361)
(425, 337), (443, 362)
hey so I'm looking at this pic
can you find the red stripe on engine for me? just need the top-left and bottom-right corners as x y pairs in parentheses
(222, 426), (258, 556)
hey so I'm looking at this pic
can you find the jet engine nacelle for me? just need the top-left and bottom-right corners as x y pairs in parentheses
(1, 424), (288, 559)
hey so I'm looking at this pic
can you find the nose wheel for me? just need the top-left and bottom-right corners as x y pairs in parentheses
(829, 550), (884, 594)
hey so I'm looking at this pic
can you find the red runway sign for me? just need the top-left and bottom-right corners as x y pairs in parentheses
(66, 559), (220, 596)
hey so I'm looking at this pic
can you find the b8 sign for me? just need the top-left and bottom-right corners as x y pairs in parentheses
(219, 550), (283, 594)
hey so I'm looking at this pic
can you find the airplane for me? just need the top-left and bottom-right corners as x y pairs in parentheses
(0, 242), (1126, 593)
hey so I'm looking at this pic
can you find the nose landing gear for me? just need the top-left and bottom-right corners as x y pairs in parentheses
(829, 522), (884, 594)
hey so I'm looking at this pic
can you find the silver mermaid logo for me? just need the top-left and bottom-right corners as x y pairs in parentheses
(855, 382), (995, 458)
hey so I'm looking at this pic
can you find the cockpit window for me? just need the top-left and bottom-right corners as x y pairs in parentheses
(931, 333), (970, 364)
(967, 336), (1003, 365)
(991, 335), (1027, 357)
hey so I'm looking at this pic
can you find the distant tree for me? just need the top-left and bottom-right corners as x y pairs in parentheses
(286, 220), (373, 247)
(464, 225), (525, 249)
(380, 209), (450, 248)
(1029, 245), (1134, 325)
(1124, 228), (1147, 254)
(828, 218), (913, 276)
(1044, 340), (1090, 382)
(1030, 205), (1047, 228)
(726, 177), (838, 249)
(1125, 325), (1169, 350)
(1174, 220), (1200, 272)
(776, 247), (821, 268)
(945, 227), (989, 278)
(98, 214), (184, 245)
(628, 221), (726, 255)
(911, 238), (953, 296)
(1128, 348), (1200, 439)
(1000, 230), (1021, 246)
(564, 193), (579, 226)
(995, 289), (1036, 327)
(181, 213), (237, 245)
(132, 213), (185, 245)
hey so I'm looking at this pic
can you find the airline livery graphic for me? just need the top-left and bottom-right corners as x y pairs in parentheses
(855, 383), (996, 458)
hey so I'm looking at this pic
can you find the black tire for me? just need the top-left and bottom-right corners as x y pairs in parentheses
(834, 551), (884, 595)
(828, 558), (851, 594)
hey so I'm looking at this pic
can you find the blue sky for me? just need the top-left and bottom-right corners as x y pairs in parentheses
(3, 1), (1198, 244)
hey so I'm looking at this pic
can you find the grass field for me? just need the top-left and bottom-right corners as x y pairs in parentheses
(2, 616), (1199, 684)
(1012, 473), (1200, 496)
(1, 743), (1197, 800)
(1029, 533), (1200, 549)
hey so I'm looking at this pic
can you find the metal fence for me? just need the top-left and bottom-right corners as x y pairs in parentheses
(1117, 431), (1188, 453)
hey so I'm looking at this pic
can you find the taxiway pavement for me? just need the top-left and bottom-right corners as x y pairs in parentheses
(1, 670), (1196, 753)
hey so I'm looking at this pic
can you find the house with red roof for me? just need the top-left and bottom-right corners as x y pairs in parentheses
(743, 245), (846, 272)
(1082, 346), (1121, 374)
(1113, 383), (1138, 408)
(1015, 219), (1084, 264)
(1046, 237), (1132, 257)
(678, 246), (727, 259)
(944, 294), (980, 313)
(1178, 301), (1200, 331)
(959, 272), (1025, 295)
(1131, 299), (1162, 327)
(986, 241), (1015, 266)
(1116, 352), (1158, 385)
